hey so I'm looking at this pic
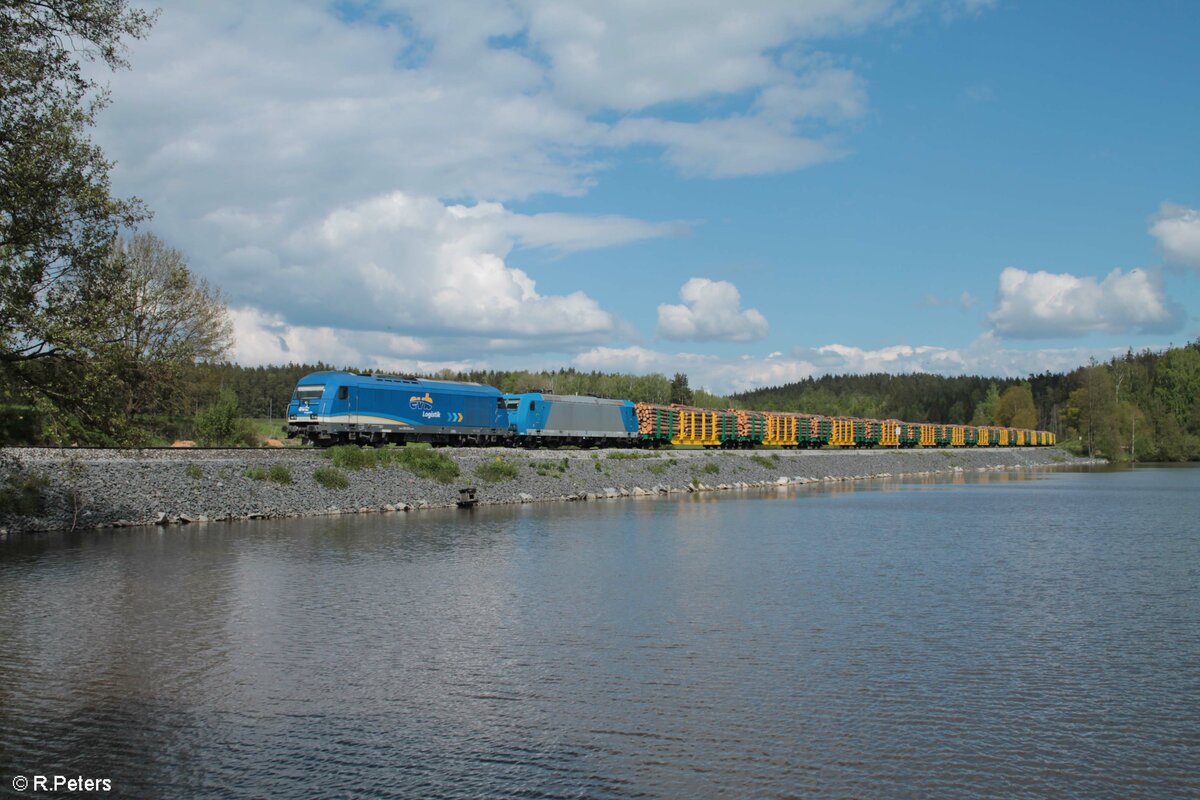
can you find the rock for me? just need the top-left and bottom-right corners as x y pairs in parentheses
(776, 477), (789, 485)
(155, 512), (168, 525)
(170, 440), (196, 448)
(263, 438), (285, 448)
(383, 503), (397, 512)
(518, 493), (534, 503)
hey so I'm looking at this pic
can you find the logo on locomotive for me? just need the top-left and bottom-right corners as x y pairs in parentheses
(410, 392), (441, 419)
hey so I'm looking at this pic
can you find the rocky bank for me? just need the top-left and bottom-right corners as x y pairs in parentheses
(0, 446), (1100, 535)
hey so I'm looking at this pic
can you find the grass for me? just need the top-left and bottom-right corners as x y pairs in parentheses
(474, 457), (521, 483)
(750, 454), (780, 469)
(243, 463), (294, 484)
(185, 464), (203, 480)
(322, 444), (459, 483)
(607, 451), (651, 459)
(646, 462), (669, 475)
(532, 458), (569, 477)
(313, 465), (348, 490)
(700, 462), (719, 475)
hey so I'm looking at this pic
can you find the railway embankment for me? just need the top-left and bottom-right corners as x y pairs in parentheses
(0, 446), (1101, 535)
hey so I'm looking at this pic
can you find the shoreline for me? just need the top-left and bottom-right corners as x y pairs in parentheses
(1, 446), (1102, 535)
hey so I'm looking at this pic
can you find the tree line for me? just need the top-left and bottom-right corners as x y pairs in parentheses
(729, 343), (1200, 461)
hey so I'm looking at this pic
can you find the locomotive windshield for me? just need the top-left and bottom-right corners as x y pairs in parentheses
(294, 386), (324, 401)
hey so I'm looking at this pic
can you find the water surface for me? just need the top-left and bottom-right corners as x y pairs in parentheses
(2, 467), (1198, 798)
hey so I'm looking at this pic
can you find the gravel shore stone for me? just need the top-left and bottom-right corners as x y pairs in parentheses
(0, 446), (1101, 535)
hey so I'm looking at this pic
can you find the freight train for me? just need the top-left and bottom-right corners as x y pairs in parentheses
(285, 370), (1056, 449)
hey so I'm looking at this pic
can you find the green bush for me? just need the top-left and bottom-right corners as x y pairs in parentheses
(244, 463), (293, 484)
(646, 462), (668, 475)
(393, 446), (459, 483)
(268, 463), (293, 484)
(323, 444), (459, 483)
(313, 465), (348, 490)
(194, 390), (255, 447)
(185, 464), (203, 480)
(475, 457), (520, 483)
(327, 444), (375, 470)
(750, 454), (780, 469)
(532, 458), (568, 477)
(701, 462), (719, 474)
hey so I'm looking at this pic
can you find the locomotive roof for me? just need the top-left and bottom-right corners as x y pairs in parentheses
(297, 371), (501, 395)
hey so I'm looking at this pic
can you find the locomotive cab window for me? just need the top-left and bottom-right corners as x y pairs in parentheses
(337, 386), (349, 401)
(528, 401), (536, 411)
(294, 386), (323, 401)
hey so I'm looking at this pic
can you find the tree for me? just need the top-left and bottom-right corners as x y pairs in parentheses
(102, 232), (233, 424)
(1, 0), (155, 434)
(995, 384), (1037, 428)
(970, 383), (1000, 425)
(669, 372), (694, 405)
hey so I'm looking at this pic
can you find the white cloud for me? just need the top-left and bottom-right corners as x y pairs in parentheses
(574, 335), (1120, 395)
(924, 290), (976, 309)
(83, 0), (1001, 367)
(282, 191), (621, 340)
(987, 266), (1182, 338)
(575, 346), (816, 394)
(1150, 203), (1200, 269)
(657, 278), (769, 342)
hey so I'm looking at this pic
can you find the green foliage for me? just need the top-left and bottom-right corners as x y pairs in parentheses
(607, 451), (651, 459)
(312, 465), (348, 490)
(245, 463), (291, 483)
(670, 373), (694, 405)
(532, 458), (569, 477)
(971, 384), (1001, 425)
(700, 462), (719, 475)
(1, 0), (156, 442)
(194, 390), (254, 447)
(244, 466), (268, 481)
(185, 464), (203, 480)
(750, 453), (780, 469)
(324, 443), (460, 483)
(391, 446), (459, 483)
(474, 457), (520, 483)
(0, 469), (49, 516)
(326, 444), (376, 470)
(996, 384), (1038, 428)
(646, 461), (671, 475)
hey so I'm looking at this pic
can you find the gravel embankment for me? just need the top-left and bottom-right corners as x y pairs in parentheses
(0, 446), (1101, 535)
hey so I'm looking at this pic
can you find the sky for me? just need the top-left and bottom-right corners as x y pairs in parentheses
(91, 0), (1200, 394)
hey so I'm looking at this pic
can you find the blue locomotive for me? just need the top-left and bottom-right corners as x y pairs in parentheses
(285, 372), (642, 447)
(505, 392), (638, 447)
(286, 371), (509, 446)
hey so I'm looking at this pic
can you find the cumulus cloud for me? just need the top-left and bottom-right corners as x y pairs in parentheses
(657, 278), (769, 342)
(1150, 203), (1200, 269)
(987, 266), (1182, 338)
(84, 0), (1000, 368)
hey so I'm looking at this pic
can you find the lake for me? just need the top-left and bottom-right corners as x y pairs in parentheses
(1, 466), (1197, 798)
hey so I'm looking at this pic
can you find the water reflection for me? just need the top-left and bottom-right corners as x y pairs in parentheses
(2, 467), (1197, 798)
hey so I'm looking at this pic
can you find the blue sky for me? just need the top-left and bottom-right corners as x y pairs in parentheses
(94, 1), (1200, 393)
